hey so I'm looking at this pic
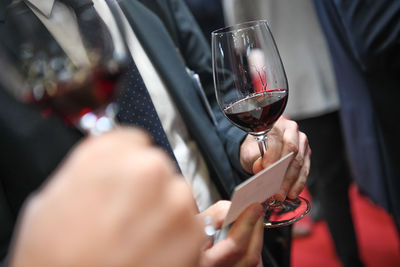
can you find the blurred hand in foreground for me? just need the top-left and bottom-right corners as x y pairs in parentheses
(9, 128), (205, 267)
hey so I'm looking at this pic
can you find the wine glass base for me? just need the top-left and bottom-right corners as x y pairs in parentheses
(263, 196), (311, 228)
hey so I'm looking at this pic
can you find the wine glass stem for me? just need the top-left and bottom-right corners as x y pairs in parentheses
(256, 135), (268, 157)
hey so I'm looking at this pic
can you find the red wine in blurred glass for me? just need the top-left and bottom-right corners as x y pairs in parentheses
(224, 89), (287, 134)
(3, 0), (128, 135)
(27, 67), (121, 125)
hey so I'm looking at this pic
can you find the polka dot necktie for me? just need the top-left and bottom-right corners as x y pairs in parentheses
(116, 59), (179, 166)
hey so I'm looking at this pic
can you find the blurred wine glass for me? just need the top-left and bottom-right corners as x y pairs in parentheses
(3, 0), (128, 135)
(212, 20), (310, 227)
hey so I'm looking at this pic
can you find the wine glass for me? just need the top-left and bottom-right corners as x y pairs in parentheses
(2, 0), (128, 135)
(212, 20), (310, 227)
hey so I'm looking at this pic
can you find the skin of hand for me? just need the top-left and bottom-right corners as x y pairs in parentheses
(8, 128), (205, 267)
(240, 116), (311, 201)
(197, 201), (264, 267)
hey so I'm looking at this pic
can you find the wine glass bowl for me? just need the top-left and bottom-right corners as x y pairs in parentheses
(21, 48), (119, 125)
(4, 0), (127, 135)
(212, 20), (288, 156)
(223, 89), (288, 136)
(212, 20), (310, 227)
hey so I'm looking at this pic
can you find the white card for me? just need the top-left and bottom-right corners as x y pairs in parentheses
(222, 152), (294, 228)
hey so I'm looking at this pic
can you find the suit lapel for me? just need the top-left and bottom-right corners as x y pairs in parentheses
(118, 0), (214, 130)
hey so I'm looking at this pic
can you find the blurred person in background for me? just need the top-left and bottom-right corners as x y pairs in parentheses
(313, 0), (400, 238)
(223, 0), (363, 266)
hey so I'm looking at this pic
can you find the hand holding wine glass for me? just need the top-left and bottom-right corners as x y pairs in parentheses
(241, 116), (311, 200)
(212, 20), (310, 227)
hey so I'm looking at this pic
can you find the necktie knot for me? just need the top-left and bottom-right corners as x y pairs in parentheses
(59, 0), (114, 60)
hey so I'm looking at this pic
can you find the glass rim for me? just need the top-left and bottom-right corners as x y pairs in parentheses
(211, 20), (270, 36)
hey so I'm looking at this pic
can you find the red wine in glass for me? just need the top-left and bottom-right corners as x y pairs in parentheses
(224, 89), (288, 134)
(27, 65), (122, 132)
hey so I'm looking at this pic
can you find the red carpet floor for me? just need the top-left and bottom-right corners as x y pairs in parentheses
(292, 184), (400, 267)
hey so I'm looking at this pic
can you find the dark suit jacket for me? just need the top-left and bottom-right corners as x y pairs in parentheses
(184, 0), (225, 42)
(314, 0), (400, 234)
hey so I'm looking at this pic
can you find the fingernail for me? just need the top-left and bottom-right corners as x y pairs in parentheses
(203, 216), (216, 237)
(202, 216), (216, 249)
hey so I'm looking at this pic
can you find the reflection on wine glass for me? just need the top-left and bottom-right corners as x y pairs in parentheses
(212, 20), (310, 227)
(3, 0), (127, 135)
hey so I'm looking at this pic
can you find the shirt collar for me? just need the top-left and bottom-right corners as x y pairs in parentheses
(25, 0), (55, 18)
